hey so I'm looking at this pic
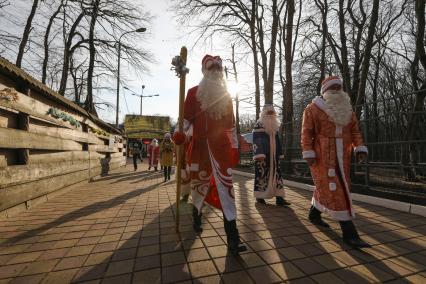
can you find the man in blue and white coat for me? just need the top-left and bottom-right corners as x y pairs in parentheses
(252, 105), (291, 206)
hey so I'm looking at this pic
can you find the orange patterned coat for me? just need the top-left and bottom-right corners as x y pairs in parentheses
(301, 97), (367, 221)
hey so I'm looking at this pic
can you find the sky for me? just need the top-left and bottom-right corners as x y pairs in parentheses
(101, 0), (256, 125)
(107, 0), (210, 124)
(0, 0), (256, 124)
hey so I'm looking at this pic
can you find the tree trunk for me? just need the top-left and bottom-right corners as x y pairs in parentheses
(355, 0), (380, 117)
(264, 0), (279, 105)
(42, 3), (62, 84)
(85, 0), (100, 115)
(337, 0), (352, 96)
(58, 12), (84, 96)
(16, 0), (40, 68)
(283, 0), (295, 174)
(250, 0), (261, 119)
(401, 0), (426, 181)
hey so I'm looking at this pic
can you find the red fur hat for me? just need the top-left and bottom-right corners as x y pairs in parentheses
(321, 76), (343, 94)
(202, 54), (223, 72)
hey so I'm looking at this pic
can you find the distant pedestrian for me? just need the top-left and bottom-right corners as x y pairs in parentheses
(160, 133), (174, 181)
(132, 142), (142, 171)
(147, 139), (160, 171)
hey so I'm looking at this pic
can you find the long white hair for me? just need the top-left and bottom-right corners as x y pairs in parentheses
(196, 70), (232, 120)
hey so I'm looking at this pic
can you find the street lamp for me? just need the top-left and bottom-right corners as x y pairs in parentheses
(116, 27), (147, 127)
(130, 92), (159, 115)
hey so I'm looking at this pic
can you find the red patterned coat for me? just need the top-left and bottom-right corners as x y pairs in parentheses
(183, 86), (238, 220)
(301, 97), (367, 221)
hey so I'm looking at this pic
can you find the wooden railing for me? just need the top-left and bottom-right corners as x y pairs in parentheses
(0, 57), (126, 217)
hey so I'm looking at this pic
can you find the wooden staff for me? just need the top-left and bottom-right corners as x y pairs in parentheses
(174, 46), (188, 232)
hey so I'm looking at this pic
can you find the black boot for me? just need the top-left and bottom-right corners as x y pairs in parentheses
(163, 167), (167, 182)
(180, 194), (189, 203)
(192, 206), (203, 233)
(276, 196), (291, 206)
(256, 198), (266, 204)
(155, 167), (158, 171)
(309, 206), (330, 228)
(167, 166), (171, 180)
(340, 221), (370, 248)
(224, 217), (247, 255)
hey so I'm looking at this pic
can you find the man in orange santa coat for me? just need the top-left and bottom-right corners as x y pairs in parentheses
(301, 75), (370, 248)
(174, 54), (246, 255)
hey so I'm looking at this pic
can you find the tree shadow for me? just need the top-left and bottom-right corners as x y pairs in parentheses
(72, 198), (197, 283)
(3, 182), (162, 246)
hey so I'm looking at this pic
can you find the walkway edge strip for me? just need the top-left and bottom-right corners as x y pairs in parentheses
(233, 169), (426, 217)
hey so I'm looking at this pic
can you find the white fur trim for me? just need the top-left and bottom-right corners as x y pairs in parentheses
(328, 169), (336, 177)
(329, 182), (337, 191)
(189, 163), (199, 171)
(321, 78), (342, 94)
(313, 96), (326, 111)
(354, 145), (368, 154)
(302, 150), (316, 159)
(335, 137), (355, 218)
(312, 198), (352, 221)
(253, 128), (266, 133)
(253, 154), (266, 160)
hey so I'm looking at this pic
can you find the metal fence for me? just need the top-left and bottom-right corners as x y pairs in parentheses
(238, 92), (426, 206)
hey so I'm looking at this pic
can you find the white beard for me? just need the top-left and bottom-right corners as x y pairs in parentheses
(259, 114), (281, 135)
(196, 70), (232, 120)
(323, 90), (353, 126)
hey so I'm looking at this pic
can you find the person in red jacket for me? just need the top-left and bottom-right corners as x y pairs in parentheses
(174, 54), (246, 255)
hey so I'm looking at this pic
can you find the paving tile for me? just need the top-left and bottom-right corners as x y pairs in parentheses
(41, 268), (78, 283)
(102, 273), (132, 284)
(213, 256), (244, 274)
(134, 255), (160, 271)
(221, 271), (253, 284)
(161, 251), (186, 267)
(7, 252), (43, 264)
(188, 260), (218, 279)
(72, 264), (107, 282)
(186, 247), (211, 262)
(311, 272), (346, 284)
(53, 255), (87, 271)
(38, 248), (70, 261)
(238, 252), (266, 268)
(10, 273), (46, 284)
(192, 275), (221, 284)
(206, 245), (228, 259)
(270, 262), (305, 280)
(351, 263), (396, 282)
(247, 265), (281, 283)
(111, 248), (137, 261)
(65, 245), (94, 257)
(83, 252), (112, 266)
(133, 268), (161, 284)
(19, 259), (58, 276)
(161, 263), (191, 284)
(257, 249), (286, 264)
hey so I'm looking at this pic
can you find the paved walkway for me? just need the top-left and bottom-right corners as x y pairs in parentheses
(0, 162), (425, 284)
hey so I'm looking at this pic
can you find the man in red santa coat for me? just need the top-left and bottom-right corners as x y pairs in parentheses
(174, 54), (246, 255)
(301, 75), (370, 248)
(147, 139), (160, 171)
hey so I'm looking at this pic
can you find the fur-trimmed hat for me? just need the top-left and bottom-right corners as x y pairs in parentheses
(202, 54), (222, 72)
(321, 76), (343, 94)
(164, 133), (171, 139)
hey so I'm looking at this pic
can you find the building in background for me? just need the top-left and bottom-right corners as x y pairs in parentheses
(124, 115), (171, 157)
